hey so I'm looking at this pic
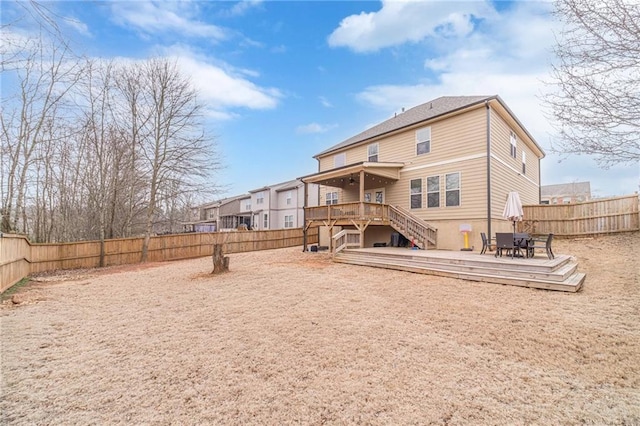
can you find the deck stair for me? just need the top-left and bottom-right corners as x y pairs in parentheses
(388, 205), (437, 249)
(334, 248), (585, 292)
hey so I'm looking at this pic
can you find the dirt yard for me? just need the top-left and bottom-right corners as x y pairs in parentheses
(1, 232), (639, 425)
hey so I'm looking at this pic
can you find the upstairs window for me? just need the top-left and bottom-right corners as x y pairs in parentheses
(286, 191), (292, 205)
(256, 191), (264, 204)
(416, 126), (431, 155)
(410, 179), (422, 209)
(326, 192), (338, 205)
(334, 153), (346, 168)
(427, 175), (440, 208)
(522, 151), (526, 174)
(368, 143), (379, 162)
(445, 172), (461, 207)
(510, 131), (517, 158)
(246, 202), (251, 211)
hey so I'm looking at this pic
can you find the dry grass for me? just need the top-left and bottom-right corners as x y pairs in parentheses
(1, 232), (639, 425)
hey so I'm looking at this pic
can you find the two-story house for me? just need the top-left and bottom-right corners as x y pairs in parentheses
(183, 194), (251, 232)
(218, 194), (252, 231)
(183, 201), (220, 232)
(301, 95), (545, 251)
(250, 179), (319, 230)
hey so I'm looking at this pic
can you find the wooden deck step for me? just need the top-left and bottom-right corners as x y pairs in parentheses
(336, 253), (578, 283)
(335, 248), (585, 292)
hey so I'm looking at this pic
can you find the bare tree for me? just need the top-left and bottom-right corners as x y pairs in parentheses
(137, 58), (221, 261)
(0, 35), (80, 233)
(544, 0), (640, 167)
(113, 64), (148, 238)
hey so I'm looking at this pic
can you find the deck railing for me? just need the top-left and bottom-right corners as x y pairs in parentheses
(332, 229), (361, 254)
(388, 205), (437, 248)
(305, 202), (389, 221)
(305, 202), (437, 249)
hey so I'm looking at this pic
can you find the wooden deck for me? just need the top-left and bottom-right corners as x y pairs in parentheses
(334, 247), (585, 292)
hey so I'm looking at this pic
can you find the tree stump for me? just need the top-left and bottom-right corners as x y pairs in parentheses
(211, 244), (230, 274)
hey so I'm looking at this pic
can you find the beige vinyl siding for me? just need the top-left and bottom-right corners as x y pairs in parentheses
(378, 107), (487, 166)
(318, 187), (361, 205)
(393, 156), (487, 221)
(490, 108), (540, 184)
(384, 107), (488, 218)
(317, 106), (487, 172)
(490, 108), (540, 219)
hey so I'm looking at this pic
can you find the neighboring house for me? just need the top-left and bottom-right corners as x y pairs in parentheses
(301, 95), (545, 251)
(183, 194), (251, 232)
(250, 179), (319, 230)
(218, 194), (252, 231)
(182, 179), (319, 232)
(541, 182), (591, 204)
(183, 201), (220, 232)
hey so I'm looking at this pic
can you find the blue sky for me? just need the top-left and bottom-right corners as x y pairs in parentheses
(3, 0), (638, 199)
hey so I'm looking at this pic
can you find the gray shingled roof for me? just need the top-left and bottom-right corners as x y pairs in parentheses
(315, 95), (494, 158)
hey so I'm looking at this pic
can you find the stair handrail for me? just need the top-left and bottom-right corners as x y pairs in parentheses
(332, 229), (361, 255)
(388, 205), (437, 248)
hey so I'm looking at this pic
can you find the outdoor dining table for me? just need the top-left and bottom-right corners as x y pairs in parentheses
(495, 232), (532, 258)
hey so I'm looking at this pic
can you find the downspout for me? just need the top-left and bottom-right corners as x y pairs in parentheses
(302, 181), (308, 252)
(538, 160), (542, 204)
(486, 100), (492, 241)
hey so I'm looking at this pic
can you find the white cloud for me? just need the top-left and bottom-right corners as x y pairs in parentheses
(110, 1), (227, 40)
(341, 3), (638, 195)
(296, 122), (337, 134)
(154, 45), (282, 119)
(319, 96), (333, 108)
(328, 0), (496, 52)
(226, 0), (263, 17)
(64, 17), (91, 37)
(355, 2), (558, 141)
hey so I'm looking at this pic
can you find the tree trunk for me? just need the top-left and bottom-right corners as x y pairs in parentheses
(211, 244), (229, 274)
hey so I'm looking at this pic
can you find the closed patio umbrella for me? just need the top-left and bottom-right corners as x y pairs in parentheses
(503, 191), (524, 236)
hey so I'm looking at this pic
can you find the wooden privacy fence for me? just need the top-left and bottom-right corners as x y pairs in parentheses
(521, 194), (639, 236)
(0, 228), (318, 293)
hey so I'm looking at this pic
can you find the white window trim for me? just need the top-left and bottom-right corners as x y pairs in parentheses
(416, 126), (431, 155)
(410, 178), (422, 209)
(510, 131), (517, 159)
(284, 215), (294, 228)
(445, 172), (461, 207)
(426, 175), (440, 208)
(368, 143), (379, 162)
(334, 153), (346, 168)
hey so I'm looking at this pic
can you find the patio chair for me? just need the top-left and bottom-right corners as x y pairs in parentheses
(494, 233), (515, 258)
(480, 232), (496, 254)
(528, 233), (555, 259)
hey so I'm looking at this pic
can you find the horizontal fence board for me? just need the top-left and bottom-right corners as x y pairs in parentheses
(1, 228), (318, 293)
